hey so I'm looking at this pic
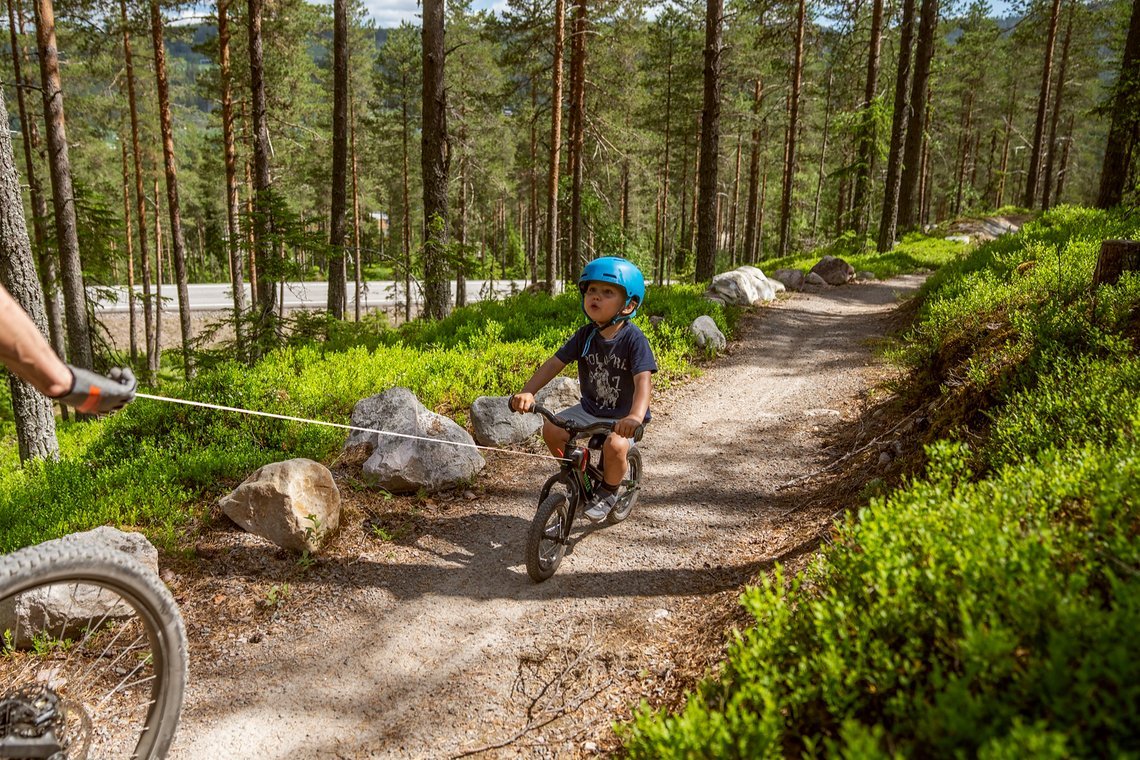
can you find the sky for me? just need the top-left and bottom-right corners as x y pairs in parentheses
(329, 0), (1015, 31)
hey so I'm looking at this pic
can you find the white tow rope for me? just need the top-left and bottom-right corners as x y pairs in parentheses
(134, 392), (568, 463)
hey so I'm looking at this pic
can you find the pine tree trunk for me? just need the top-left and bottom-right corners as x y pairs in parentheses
(898, 0), (938, 230)
(729, 136), (742, 265)
(695, 0), (723, 281)
(421, 0), (450, 320)
(247, 0), (276, 345)
(778, 0), (807, 258)
(456, 121), (469, 308)
(688, 113), (700, 260)
(1097, 0), (1140, 208)
(150, 0), (194, 378)
(351, 96), (362, 321)
(758, 150), (769, 260)
(545, 0), (565, 294)
(567, 0), (588, 279)
(34, 0), (92, 371)
(877, 0), (916, 252)
(658, 41), (674, 285)
(152, 177), (163, 373)
(529, 84), (539, 284)
(811, 70), (834, 240)
(1024, 0), (1063, 208)
(1042, 0), (1075, 209)
(7, 0), (62, 363)
(401, 87), (412, 321)
(327, 0), (348, 318)
(119, 139), (138, 364)
(217, 0), (245, 346)
(1056, 112), (1075, 200)
(0, 85), (59, 462)
(954, 91), (974, 215)
(744, 78), (764, 264)
(851, 0), (884, 236)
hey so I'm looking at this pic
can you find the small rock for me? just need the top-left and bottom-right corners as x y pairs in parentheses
(464, 490), (477, 500)
(878, 451), (892, 465)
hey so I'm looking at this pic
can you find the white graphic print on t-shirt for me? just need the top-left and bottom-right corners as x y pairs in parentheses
(584, 350), (627, 410)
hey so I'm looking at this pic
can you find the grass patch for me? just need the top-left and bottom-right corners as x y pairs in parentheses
(0, 285), (734, 553)
(759, 231), (970, 280)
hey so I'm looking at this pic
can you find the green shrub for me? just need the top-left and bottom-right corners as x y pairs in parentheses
(624, 205), (1140, 757)
(0, 285), (729, 552)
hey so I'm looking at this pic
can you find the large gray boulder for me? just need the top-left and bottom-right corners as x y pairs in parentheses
(0, 528), (160, 647)
(708, 267), (779, 306)
(691, 315), (726, 353)
(346, 387), (485, 493)
(535, 376), (581, 412)
(219, 458), (341, 553)
(771, 268), (805, 291)
(809, 255), (855, 286)
(471, 396), (541, 446)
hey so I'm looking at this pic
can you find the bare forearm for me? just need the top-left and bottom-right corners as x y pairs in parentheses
(521, 356), (567, 396)
(0, 286), (72, 397)
(628, 372), (652, 422)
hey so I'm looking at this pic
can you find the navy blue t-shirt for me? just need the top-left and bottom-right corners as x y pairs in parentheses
(555, 322), (658, 420)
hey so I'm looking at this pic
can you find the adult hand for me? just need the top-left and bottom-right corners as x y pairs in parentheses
(614, 414), (643, 439)
(55, 365), (137, 414)
(510, 393), (535, 413)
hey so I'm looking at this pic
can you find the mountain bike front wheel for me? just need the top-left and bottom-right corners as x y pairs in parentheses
(526, 491), (571, 582)
(0, 540), (188, 759)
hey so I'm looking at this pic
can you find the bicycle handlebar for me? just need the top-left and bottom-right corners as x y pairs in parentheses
(513, 398), (645, 442)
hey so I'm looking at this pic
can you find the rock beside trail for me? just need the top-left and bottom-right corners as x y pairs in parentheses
(771, 268), (806, 291)
(809, 255), (855, 286)
(346, 387), (485, 494)
(0, 527), (160, 648)
(470, 377), (583, 446)
(707, 266), (780, 306)
(220, 458), (341, 553)
(691, 316), (726, 353)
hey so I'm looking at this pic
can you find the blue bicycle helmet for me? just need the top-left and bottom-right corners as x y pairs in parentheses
(577, 257), (646, 323)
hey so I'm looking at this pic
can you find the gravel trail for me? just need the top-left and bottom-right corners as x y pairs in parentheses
(167, 275), (924, 759)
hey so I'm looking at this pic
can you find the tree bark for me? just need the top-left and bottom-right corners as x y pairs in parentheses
(1042, 0), (1075, 209)
(658, 34), (675, 285)
(544, 0), (565, 294)
(7, 0), (62, 363)
(421, 0), (450, 320)
(401, 85), (411, 321)
(729, 136), (742, 265)
(152, 177), (163, 371)
(567, 0), (587, 279)
(1097, 0), (1140, 208)
(34, 0), (92, 371)
(877, 0), (916, 252)
(351, 95), (362, 321)
(851, 0), (884, 236)
(327, 0), (348, 318)
(695, 0), (723, 281)
(811, 70), (834, 240)
(1024, 0), (1064, 208)
(119, 139), (138, 364)
(150, 0), (194, 378)
(1093, 240), (1140, 286)
(778, 0), (807, 258)
(0, 85), (59, 462)
(218, 0), (245, 347)
(953, 90), (974, 215)
(1055, 112), (1075, 200)
(898, 0), (937, 230)
(744, 78), (764, 264)
(247, 0), (276, 345)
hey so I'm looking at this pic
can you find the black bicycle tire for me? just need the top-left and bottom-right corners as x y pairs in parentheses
(526, 491), (570, 582)
(0, 540), (188, 759)
(606, 446), (643, 525)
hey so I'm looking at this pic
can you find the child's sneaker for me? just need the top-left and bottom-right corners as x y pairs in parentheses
(584, 490), (619, 523)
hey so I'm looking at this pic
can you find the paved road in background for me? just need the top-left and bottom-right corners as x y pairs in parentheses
(90, 280), (532, 313)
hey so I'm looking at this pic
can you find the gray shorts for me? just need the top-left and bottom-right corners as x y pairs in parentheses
(555, 404), (637, 447)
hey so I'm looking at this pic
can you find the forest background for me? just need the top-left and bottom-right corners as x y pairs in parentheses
(1, 0), (1134, 392)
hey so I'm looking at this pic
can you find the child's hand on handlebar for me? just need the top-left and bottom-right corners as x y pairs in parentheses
(614, 415), (643, 438)
(510, 393), (535, 413)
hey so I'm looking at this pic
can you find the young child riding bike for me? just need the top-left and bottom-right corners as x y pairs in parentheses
(511, 257), (657, 523)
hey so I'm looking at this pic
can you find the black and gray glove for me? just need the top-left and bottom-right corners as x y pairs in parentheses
(55, 365), (137, 414)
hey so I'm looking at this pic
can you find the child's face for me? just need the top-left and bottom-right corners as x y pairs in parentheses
(583, 282), (630, 323)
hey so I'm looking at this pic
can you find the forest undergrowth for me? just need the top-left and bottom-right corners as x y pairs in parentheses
(623, 205), (1140, 758)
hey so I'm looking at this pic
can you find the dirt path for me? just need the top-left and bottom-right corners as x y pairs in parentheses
(166, 275), (924, 759)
